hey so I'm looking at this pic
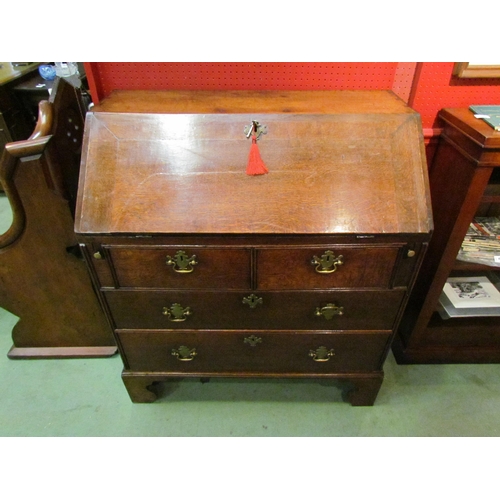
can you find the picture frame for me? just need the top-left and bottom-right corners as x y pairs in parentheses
(453, 62), (500, 79)
(438, 275), (500, 319)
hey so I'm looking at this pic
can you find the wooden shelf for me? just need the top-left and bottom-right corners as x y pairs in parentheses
(453, 260), (499, 273)
(481, 183), (500, 204)
(393, 107), (500, 364)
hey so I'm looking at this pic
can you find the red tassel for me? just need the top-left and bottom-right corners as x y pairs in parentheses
(246, 134), (269, 176)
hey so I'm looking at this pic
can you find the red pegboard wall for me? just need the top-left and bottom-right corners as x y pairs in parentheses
(410, 63), (500, 129)
(86, 62), (400, 103)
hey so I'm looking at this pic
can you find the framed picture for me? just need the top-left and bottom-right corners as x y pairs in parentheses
(443, 276), (500, 308)
(453, 62), (500, 79)
(438, 276), (500, 319)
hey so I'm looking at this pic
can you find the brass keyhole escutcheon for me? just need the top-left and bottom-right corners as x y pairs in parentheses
(315, 303), (344, 320)
(162, 303), (192, 322)
(244, 120), (268, 141)
(244, 335), (262, 347)
(311, 251), (344, 274)
(242, 294), (263, 309)
(171, 346), (197, 361)
(309, 346), (335, 362)
(166, 250), (198, 273)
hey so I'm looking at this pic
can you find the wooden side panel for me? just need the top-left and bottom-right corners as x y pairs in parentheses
(0, 79), (116, 356)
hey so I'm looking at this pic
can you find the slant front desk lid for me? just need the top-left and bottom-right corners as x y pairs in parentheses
(75, 90), (432, 235)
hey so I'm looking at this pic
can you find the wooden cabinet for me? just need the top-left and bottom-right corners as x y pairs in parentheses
(75, 90), (432, 405)
(393, 107), (500, 363)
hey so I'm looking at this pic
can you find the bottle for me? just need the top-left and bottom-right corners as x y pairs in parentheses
(54, 62), (79, 78)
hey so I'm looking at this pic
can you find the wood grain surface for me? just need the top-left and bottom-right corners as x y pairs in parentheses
(76, 91), (432, 236)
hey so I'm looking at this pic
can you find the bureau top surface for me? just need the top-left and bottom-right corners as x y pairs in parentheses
(75, 90), (432, 236)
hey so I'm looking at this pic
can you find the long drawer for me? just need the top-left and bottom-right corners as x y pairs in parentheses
(117, 329), (391, 373)
(104, 289), (405, 331)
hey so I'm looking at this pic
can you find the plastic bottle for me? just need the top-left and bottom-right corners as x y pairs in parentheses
(54, 62), (79, 78)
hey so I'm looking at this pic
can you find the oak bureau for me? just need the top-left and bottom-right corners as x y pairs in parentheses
(75, 90), (432, 405)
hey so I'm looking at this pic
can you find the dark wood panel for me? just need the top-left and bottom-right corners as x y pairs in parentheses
(424, 312), (500, 347)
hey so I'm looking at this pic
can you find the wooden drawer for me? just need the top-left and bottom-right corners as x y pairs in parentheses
(117, 329), (391, 373)
(107, 246), (251, 289)
(256, 246), (400, 289)
(104, 289), (405, 331)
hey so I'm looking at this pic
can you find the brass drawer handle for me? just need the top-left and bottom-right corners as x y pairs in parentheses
(309, 346), (335, 362)
(171, 346), (197, 361)
(162, 303), (192, 322)
(242, 294), (263, 309)
(166, 250), (198, 273)
(315, 303), (344, 320)
(244, 335), (262, 346)
(311, 250), (343, 274)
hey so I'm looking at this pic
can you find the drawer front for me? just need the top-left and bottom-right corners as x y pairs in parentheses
(256, 246), (400, 289)
(118, 330), (391, 373)
(108, 246), (251, 289)
(105, 289), (405, 331)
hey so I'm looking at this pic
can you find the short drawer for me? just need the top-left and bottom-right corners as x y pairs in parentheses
(104, 289), (405, 331)
(256, 246), (400, 289)
(117, 330), (391, 374)
(107, 246), (251, 289)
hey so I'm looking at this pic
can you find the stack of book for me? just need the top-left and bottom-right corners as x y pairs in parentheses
(470, 105), (500, 131)
(456, 217), (500, 267)
(438, 275), (500, 319)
